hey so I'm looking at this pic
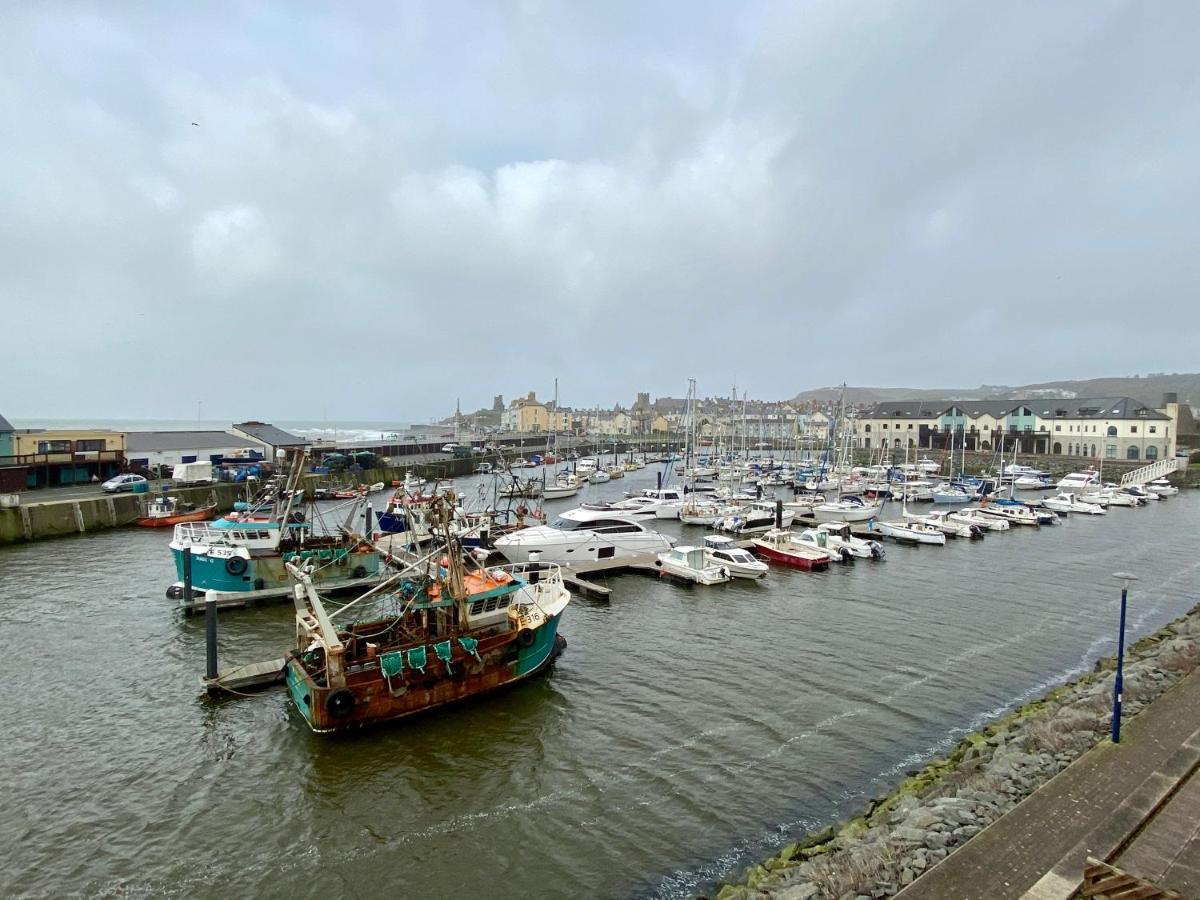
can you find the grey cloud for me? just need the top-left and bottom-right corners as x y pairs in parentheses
(1, 1), (1197, 421)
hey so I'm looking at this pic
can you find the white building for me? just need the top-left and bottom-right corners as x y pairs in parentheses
(126, 431), (264, 469)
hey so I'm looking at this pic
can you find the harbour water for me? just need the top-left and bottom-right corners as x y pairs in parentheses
(1, 467), (1197, 899)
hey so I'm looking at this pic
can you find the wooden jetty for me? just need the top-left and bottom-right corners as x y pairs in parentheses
(202, 657), (288, 696)
(560, 554), (663, 599)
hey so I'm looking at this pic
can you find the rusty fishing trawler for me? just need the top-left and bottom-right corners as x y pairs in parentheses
(284, 497), (571, 733)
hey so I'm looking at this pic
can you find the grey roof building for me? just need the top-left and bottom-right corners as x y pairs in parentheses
(230, 421), (307, 455)
(1026, 397), (1170, 420)
(0, 413), (13, 433)
(127, 431), (262, 453)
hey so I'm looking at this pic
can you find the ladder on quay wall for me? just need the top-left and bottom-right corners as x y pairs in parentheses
(1119, 456), (1183, 487)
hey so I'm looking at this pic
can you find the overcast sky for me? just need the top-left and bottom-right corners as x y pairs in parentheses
(2, 2), (1198, 422)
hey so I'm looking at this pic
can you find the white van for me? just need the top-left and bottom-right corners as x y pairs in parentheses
(171, 461), (216, 486)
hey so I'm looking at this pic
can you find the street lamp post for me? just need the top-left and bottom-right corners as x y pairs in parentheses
(1111, 571), (1139, 744)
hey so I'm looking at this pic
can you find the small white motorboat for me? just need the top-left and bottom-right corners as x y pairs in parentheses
(1146, 478), (1179, 497)
(871, 520), (947, 545)
(790, 527), (856, 563)
(1041, 492), (1106, 515)
(904, 509), (984, 539)
(1119, 485), (1157, 502)
(948, 507), (1010, 531)
(588, 469), (611, 484)
(976, 504), (1041, 526)
(702, 535), (769, 579)
(816, 522), (886, 559)
(657, 546), (733, 585)
(1082, 488), (1138, 508)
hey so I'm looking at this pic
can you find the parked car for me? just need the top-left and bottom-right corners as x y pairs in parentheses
(441, 443), (461, 453)
(102, 474), (148, 493)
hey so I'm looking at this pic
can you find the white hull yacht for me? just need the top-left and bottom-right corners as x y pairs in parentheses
(812, 496), (883, 523)
(493, 507), (673, 564)
(1041, 492), (1105, 515)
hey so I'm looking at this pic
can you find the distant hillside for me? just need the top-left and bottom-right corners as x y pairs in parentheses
(794, 373), (1200, 409)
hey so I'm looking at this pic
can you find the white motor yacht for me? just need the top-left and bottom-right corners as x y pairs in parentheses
(613, 488), (685, 519)
(587, 469), (611, 484)
(493, 507), (673, 564)
(715, 501), (796, 535)
(701, 535), (769, 578)
(1057, 469), (1101, 491)
(656, 546), (733, 585)
(1041, 492), (1105, 515)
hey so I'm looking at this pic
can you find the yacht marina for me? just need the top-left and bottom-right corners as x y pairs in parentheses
(1, 434), (1195, 897)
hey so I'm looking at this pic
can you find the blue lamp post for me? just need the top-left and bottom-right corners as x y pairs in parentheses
(1111, 571), (1139, 744)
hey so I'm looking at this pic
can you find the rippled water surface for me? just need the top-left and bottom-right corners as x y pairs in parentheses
(1, 473), (1197, 899)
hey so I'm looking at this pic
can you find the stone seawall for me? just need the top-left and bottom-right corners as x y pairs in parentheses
(712, 604), (1200, 900)
(0, 482), (250, 544)
(0, 446), (605, 545)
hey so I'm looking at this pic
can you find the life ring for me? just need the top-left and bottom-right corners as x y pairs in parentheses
(225, 556), (248, 576)
(352, 565), (368, 579)
(515, 628), (536, 648)
(325, 688), (356, 719)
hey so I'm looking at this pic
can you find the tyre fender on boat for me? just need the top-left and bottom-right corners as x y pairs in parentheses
(325, 688), (356, 719)
(352, 565), (368, 579)
(225, 556), (248, 577)
(515, 628), (536, 649)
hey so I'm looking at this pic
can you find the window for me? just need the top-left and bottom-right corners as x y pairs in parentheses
(1055, 425), (1061, 432)
(1106, 445), (1116, 458)
(1146, 446), (1159, 459)
(1149, 426), (1157, 434)
(1106, 426), (1117, 437)
(883, 423), (888, 430)
(1127, 446), (1140, 460)
(907, 424), (913, 430)
(37, 440), (71, 453)
(1052, 442), (1062, 454)
(1130, 425), (1137, 434)
(76, 439), (104, 452)
(864, 424), (871, 432)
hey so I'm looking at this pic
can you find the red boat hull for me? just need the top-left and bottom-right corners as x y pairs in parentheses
(136, 505), (218, 528)
(753, 544), (831, 571)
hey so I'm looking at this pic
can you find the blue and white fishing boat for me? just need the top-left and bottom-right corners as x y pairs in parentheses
(167, 452), (381, 604)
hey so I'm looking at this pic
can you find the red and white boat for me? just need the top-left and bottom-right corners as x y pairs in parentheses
(136, 494), (218, 528)
(751, 528), (832, 571)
